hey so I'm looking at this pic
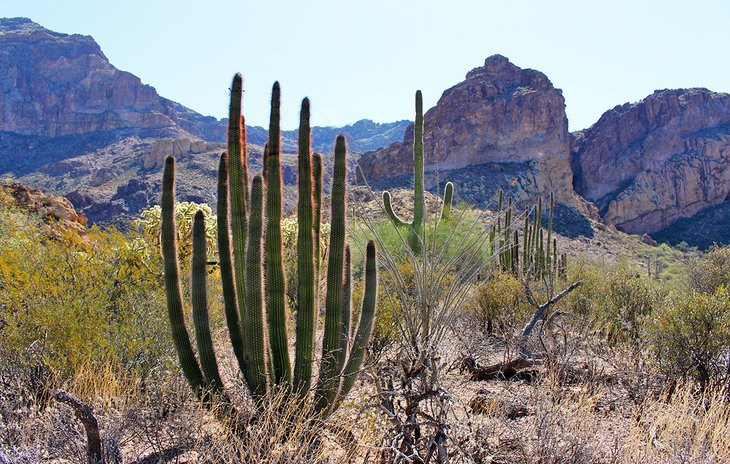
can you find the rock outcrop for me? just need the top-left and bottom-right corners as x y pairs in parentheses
(1, 181), (87, 233)
(572, 88), (730, 234)
(358, 55), (577, 206)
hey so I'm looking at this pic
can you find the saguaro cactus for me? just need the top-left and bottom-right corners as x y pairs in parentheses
(161, 75), (378, 416)
(383, 90), (454, 255)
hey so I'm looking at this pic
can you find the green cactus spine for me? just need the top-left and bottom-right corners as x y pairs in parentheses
(383, 90), (454, 255)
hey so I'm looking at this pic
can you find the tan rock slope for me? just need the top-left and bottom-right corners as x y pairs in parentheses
(572, 88), (730, 234)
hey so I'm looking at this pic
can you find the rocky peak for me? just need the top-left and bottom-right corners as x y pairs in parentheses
(463, 54), (551, 92)
(0, 18), (227, 140)
(572, 88), (730, 234)
(358, 54), (578, 208)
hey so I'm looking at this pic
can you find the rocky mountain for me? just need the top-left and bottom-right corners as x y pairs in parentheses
(0, 17), (223, 140)
(0, 18), (405, 226)
(571, 88), (730, 236)
(247, 119), (410, 154)
(357, 55), (582, 215)
(358, 55), (730, 246)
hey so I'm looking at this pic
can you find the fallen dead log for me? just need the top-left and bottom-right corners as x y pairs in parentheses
(462, 357), (541, 381)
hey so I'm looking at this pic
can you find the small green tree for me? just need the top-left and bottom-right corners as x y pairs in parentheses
(687, 245), (730, 294)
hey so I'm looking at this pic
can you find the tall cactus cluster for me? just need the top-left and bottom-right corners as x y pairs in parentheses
(490, 191), (567, 280)
(161, 74), (378, 416)
(383, 90), (453, 255)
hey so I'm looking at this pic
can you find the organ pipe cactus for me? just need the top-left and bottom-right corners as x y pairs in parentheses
(493, 191), (562, 281)
(383, 90), (454, 255)
(161, 74), (378, 416)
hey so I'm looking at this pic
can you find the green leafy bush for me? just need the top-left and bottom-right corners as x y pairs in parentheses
(471, 270), (531, 337)
(647, 288), (730, 389)
(566, 261), (660, 342)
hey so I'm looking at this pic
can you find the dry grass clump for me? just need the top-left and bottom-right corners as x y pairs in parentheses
(463, 363), (622, 464)
(0, 360), (383, 463)
(621, 383), (730, 463)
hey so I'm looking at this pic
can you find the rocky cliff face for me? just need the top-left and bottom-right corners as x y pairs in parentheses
(572, 88), (730, 234)
(358, 55), (578, 207)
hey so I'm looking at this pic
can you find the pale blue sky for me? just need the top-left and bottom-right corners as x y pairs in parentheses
(3, 0), (729, 131)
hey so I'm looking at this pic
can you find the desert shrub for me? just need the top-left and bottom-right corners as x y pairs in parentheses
(686, 244), (730, 294)
(647, 288), (730, 389)
(134, 201), (217, 263)
(471, 270), (531, 337)
(0, 218), (173, 384)
(566, 261), (660, 342)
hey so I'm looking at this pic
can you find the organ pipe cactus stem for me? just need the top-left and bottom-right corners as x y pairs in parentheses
(161, 157), (205, 396)
(265, 82), (292, 387)
(191, 210), (224, 391)
(316, 135), (349, 411)
(337, 246), (353, 380)
(226, 74), (254, 389)
(217, 152), (245, 376)
(336, 240), (378, 406)
(293, 98), (317, 395)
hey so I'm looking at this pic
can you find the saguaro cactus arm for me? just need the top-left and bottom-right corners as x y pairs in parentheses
(383, 191), (409, 227)
(439, 182), (454, 221)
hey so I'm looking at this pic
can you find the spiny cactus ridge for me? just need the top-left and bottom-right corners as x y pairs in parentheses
(161, 75), (378, 416)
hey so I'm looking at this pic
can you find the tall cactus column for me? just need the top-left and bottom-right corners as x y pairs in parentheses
(161, 157), (205, 396)
(315, 136), (348, 411)
(161, 76), (378, 417)
(383, 91), (454, 255)
(264, 82), (292, 386)
(293, 98), (317, 395)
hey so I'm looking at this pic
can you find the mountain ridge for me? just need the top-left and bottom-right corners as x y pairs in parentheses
(2, 18), (729, 248)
